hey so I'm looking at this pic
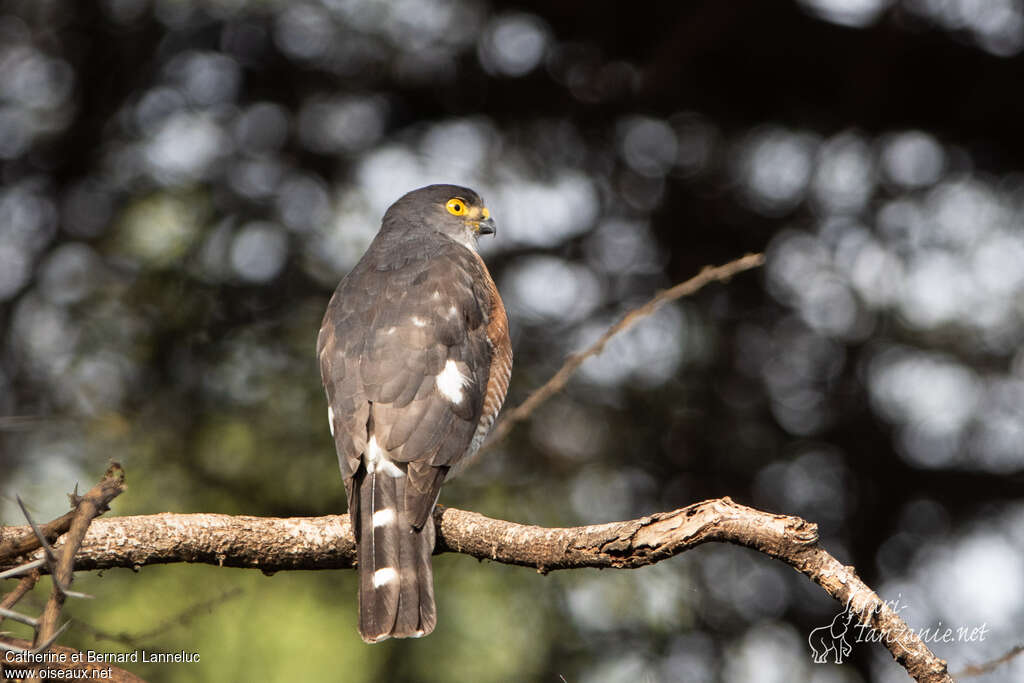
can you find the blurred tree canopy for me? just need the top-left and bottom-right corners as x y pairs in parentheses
(2, 0), (1023, 681)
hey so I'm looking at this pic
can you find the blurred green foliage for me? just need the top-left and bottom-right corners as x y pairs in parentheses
(3, 0), (1024, 681)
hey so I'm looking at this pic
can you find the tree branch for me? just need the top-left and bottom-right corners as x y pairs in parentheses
(0, 510), (77, 564)
(1, 498), (951, 682)
(0, 571), (39, 614)
(35, 463), (126, 646)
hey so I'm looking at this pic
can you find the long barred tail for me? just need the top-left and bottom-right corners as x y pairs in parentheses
(356, 469), (437, 643)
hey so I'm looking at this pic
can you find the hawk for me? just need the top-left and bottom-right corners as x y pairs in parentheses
(317, 184), (512, 642)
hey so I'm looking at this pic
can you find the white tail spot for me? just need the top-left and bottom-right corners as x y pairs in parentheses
(436, 359), (470, 405)
(365, 435), (405, 478)
(373, 568), (398, 587)
(372, 508), (396, 527)
(327, 406), (335, 436)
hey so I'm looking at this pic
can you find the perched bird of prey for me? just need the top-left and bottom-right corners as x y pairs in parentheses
(318, 184), (512, 642)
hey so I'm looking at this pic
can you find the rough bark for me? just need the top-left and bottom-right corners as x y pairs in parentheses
(1, 498), (952, 683)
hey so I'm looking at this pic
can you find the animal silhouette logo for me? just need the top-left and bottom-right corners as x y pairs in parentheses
(808, 606), (855, 664)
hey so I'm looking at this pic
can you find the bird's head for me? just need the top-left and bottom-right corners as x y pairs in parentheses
(382, 184), (496, 252)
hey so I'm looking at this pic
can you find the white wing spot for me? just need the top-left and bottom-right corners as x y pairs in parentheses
(365, 435), (405, 478)
(411, 316), (427, 327)
(386, 326), (396, 335)
(431, 290), (441, 300)
(446, 305), (458, 318)
(436, 359), (471, 405)
(373, 568), (398, 587)
(372, 508), (396, 527)
(327, 406), (334, 437)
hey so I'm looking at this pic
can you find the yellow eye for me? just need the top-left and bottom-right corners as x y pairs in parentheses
(446, 198), (467, 216)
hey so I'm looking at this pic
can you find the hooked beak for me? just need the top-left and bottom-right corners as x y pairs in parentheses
(476, 216), (496, 237)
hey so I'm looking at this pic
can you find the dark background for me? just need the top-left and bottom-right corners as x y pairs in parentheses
(2, 0), (1023, 681)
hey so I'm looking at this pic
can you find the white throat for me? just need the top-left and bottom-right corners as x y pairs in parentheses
(446, 229), (479, 253)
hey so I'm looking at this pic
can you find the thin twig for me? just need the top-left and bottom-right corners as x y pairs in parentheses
(0, 415), (53, 431)
(0, 568), (39, 617)
(483, 253), (765, 450)
(35, 463), (126, 648)
(952, 644), (1024, 678)
(74, 587), (244, 650)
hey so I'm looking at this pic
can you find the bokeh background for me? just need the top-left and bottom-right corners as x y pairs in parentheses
(2, 0), (1024, 681)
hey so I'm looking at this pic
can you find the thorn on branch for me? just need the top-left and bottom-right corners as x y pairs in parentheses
(0, 558), (45, 581)
(35, 464), (127, 649)
(15, 496), (60, 568)
(0, 606), (39, 627)
(0, 466), (127, 657)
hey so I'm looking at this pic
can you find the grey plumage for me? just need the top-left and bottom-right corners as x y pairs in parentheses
(318, 184), (511, 642)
